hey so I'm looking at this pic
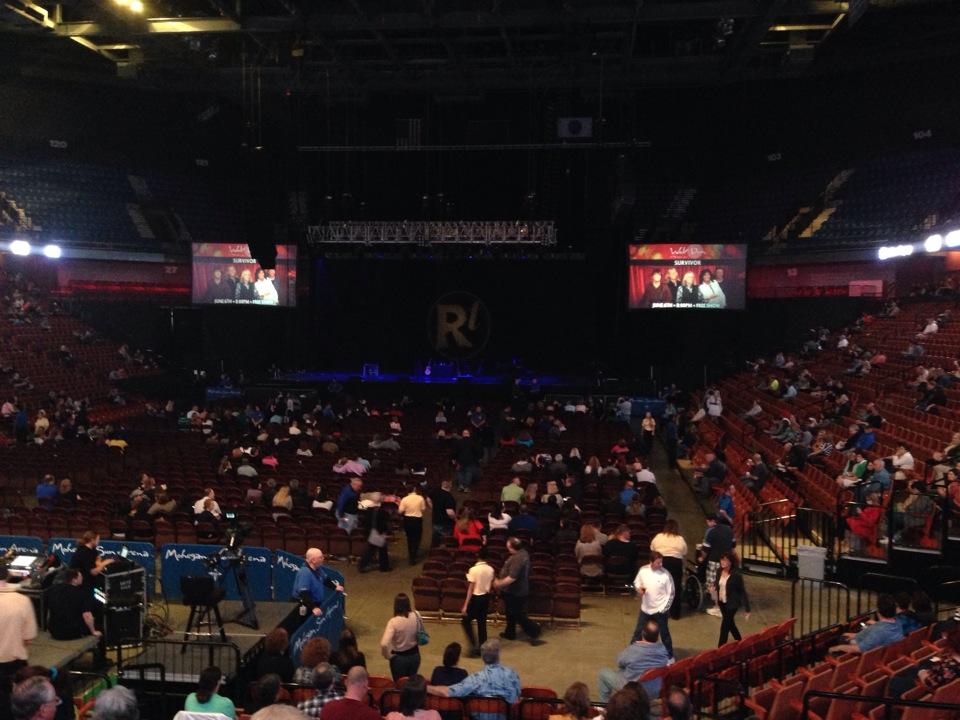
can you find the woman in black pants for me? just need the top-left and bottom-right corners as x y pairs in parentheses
(380, 593), (422, 681)
(650, 519), (688, 620)
(714, 551), (750, 646)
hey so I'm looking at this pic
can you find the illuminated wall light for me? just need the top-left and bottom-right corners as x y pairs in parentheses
(924, 234), (943, 253)
(877, 244), (914, 261)
(114, 0), (130, 5)
(9, 240), (31, 256)
(43, 244), (62, 259)
(945, 230), (960, 248)
(129, 0), (144, 11)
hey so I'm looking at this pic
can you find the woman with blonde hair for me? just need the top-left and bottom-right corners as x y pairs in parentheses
(272, 485), (293, 512)
(650, 519), (688, 619)
(574, 524), (607, 578)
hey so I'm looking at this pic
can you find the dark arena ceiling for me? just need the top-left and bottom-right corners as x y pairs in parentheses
(1, 0), (959, 97)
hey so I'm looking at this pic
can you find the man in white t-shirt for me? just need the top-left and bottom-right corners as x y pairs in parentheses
(461, 547), (495, 657)
(635, 463), (656, 486)
(0, 564), (38, 674)
(632, 551), (675, 659)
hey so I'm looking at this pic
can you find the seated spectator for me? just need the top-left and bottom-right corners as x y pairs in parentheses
(508, 505), (538, 533)
(830, 594), (904, 654)
(426, 638), (521, 714)
(296, 663), (342, 718)
(147, 491), (177, 517)
(57, 478), (80, 507)
(836, 451), (868, 488)
(257, 628), (295, 682)
(605, 684), (651, 720)
(317, 666), (379, 720)
(247, 674), (282, 714)
(293, 637), (333, 685)
(892, 481), (934, 544)
(386, 675), (441, 720)
(430, 642), (469, 686)
(887, 443), (916, 480)
(193, 489), (222, 518)
(603, 525), (639, 575)
(666, 687), (694, 720)
(272, 486), (293, 513)
(487, 505), (512, 532)
(692, 453), (726, 498)
(548, 682), (592, 720)
(917, 381), (948, 413)
(501, 477), (524, 503)
(331, 628), (366, 673)
(36, 474), (58, 508)
(575, 524), (608, 577)
(453, 508), (485, 550)
(184, 666), (236, 719)
(844, 492), (883, 553)
(929, 432), (960, 480)
(598, 619), (671, 701)
(618, 479), (637, 508)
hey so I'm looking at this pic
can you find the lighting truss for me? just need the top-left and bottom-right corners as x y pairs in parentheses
(306, 221), (556, 246)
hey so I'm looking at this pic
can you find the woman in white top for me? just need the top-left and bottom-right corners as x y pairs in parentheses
(254, 269), (279, 305)
(398, 486), (430, 565)
(380, 593), (421, 680)
(487, 504), (512, 531)
(706, 390), (723, 418)
(698, 268), (726, 308)
(650, 519), (688, 620)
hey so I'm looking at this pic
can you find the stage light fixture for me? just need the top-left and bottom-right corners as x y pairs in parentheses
(877, 244), (913, 261)
(114, 0), (129, 5)
(129, 0), (144, 12)
(945, 230), (960, 248)
(924, 234), (943, 253)
(43, 244), (62, 259)
(9, 240), (31, 256)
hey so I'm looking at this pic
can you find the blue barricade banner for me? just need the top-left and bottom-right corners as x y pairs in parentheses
(48, 538), (157, 597)
(289, 592), (345, 665)
(272, 550), (345, 602)
(160, 544), (274, 601)
(0, 535), (46, 555)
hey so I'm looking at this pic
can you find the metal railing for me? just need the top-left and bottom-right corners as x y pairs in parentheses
(117, 638), (242, 685)
(692, 674), (745, 719)
(791, 578), (851, 638)
(802, 689), (960, 720)
(745, 502), (835, 571)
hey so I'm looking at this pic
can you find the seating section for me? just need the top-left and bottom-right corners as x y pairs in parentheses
(0, 154), (241, 250)
(683, 298), (960, 559)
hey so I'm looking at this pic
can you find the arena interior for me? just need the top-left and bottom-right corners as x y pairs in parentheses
(1, 2), (960, 720)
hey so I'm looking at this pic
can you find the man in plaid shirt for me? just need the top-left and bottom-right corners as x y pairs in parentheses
(296, 663), (342, 718)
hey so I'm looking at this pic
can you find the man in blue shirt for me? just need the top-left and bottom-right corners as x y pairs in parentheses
(598, 620), (672, 701)
(619, 480), (637, 508)
(427, 638), (520, 720)
(830, 594), (903, 654)
(292, 548), (344, 615)
(334, 477), (363, 533)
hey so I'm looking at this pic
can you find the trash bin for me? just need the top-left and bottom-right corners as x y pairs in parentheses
(796, 544), (827, 580)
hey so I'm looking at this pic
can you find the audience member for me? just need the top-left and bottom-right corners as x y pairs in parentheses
(296, 663), (342, 718)
(430, 643), (469, 686)
(320, 667), (380, 720)
(184, 666), (236, 719)
(598, 619), (671, 701)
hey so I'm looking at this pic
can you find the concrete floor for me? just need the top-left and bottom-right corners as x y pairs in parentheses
(318, 451), (797, 698)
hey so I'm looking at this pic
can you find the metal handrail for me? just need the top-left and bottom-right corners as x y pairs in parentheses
(802, 689), (960, 720)
(791, 578), (851, 637)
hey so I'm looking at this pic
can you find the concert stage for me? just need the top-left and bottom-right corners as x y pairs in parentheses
(279, 369), (575, 387)
(30, 632), (102, 672)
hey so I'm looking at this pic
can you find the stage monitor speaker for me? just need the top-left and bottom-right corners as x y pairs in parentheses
(103, 604), (143, 646)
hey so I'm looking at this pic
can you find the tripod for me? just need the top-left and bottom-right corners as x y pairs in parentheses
(209, 551), (259, 630)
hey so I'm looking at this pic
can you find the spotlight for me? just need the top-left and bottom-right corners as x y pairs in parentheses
(114, 0), (129, 5)
(43, 244), (62, 259)
(877, 244), (913, 261)
(129, 0), (144, 12)
(924, 234), (943, 253)
(945, 230), (960, 248)
(9, 240), (31, 256)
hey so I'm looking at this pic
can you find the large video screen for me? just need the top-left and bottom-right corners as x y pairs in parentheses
(628, 244), (747, 310)
(192, 244), (297, 307)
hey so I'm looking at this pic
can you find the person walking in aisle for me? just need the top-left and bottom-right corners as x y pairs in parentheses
(650, 520), (688, 620)
(398, 485), (430, 565)
(492, 538), (544, 646)
(380, 593), (422, 681)
(713, 551), (750, 646)
(461, 547), (495, 656)
(631, 551), (675, 659)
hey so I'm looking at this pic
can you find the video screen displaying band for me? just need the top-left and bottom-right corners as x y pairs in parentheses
(192, 244), (297, 307)
(627, 244), (747, 310)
